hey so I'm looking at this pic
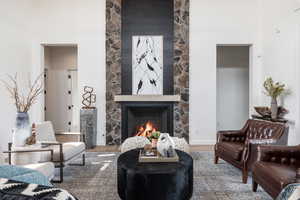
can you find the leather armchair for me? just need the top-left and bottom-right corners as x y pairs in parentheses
(214, 119), (289, 183)
(252, 145), (300, 199)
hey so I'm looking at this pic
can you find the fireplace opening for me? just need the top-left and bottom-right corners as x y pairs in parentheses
(135, 121), (159, 137)
(121, 102), (173, 142)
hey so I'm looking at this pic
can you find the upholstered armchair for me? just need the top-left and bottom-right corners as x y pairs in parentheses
(36, 121), (86, 182)
(252, 145), (300, 199)
(1, 145), (55, 181)
(214, 119), (289, 183)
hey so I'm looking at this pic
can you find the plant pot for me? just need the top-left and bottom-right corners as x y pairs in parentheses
(12, 112), (31, 147)
(271, 98), (278, 120)
(151, 139), (158, 148)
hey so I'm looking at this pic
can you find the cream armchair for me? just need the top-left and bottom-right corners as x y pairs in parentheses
(36, 121), (86, 183)
(2, 145), (55, 181)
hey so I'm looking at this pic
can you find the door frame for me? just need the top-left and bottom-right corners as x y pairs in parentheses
(216, 44), (253, 130)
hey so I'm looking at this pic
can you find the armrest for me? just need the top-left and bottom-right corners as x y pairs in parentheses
(3, 149), (54, 164)
(41, 142), (63, 163)
(217, 130), (245, 143)
(242, 139), (279, 167)
(257, 145), (300, 164)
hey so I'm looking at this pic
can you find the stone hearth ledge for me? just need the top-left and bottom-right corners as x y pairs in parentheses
(114, 95), (181, 102)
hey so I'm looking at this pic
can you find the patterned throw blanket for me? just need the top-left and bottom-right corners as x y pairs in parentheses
(277, 183), (300, 200)
(0, 178), (78, 200)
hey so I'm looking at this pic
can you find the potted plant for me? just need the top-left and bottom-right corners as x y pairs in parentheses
(1, 73), (43, 146)
(263, 77), (285, 119)
(148, 131), (160, 148)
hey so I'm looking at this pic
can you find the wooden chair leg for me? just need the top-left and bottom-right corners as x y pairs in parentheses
(242, 169), (248, 184)
(252, 179), (258, 192)
(214, 155), (219, 164)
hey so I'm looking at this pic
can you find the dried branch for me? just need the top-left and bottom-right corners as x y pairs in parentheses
(1, 73), (44, 112)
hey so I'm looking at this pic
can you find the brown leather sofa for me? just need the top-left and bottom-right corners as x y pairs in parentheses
(214, 119), (289, 183)
(252, 145), (300, 199)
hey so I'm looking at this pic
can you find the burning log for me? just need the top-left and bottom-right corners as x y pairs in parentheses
(135, 121), (158, 137)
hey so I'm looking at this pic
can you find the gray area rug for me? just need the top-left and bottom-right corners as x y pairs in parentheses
(55, 152), (271, 200)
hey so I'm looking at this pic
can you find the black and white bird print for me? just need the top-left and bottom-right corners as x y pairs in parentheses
(133, 36), (163, 95)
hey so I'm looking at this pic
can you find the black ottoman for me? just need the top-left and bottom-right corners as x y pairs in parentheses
(117, 149), (193, 200)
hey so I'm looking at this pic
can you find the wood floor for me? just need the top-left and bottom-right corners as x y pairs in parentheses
(87, 145), (214, 152)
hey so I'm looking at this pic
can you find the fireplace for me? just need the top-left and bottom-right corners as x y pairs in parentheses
(121, 102), (173, 142)
(106, 0), (189, 145)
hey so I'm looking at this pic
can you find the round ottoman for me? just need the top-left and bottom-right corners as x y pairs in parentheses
(117, 149), (193, 200)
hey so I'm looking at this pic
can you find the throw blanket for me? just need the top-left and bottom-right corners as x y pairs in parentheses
(0, 178), (78, 200)
(277, 183), (300, 200)
(0, 165), (51, 187)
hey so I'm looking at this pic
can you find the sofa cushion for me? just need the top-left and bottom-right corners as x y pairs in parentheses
(120, 136), (151, 153)
(253, 161), (297, 191)
(217, 142), (244, 161)
(172, 137), (190, 153)
(41, 142), (85, 162)
(23, 162), (55, 180)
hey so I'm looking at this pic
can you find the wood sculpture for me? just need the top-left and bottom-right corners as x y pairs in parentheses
(82, 86), (96, 109)
(25, 123), (37, 145)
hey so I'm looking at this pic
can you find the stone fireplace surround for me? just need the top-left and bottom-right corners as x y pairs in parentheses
(106, 0), (189, 145)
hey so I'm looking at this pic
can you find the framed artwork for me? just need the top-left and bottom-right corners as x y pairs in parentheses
(132, 35), (163, 95)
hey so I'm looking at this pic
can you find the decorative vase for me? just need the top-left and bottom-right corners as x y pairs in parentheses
(271, 97), (278, 119)
(12, 112), (31, 147)
(157, 133), (175, 157)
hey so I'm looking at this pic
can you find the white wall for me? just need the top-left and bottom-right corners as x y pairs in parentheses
(30, 0), (106, 145)
(0, 1), (34, 149)
(260, 0), (300, 145)
(190, 0), (263, 144)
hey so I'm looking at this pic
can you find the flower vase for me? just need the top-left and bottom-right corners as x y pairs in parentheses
(12, 112), (31, 147)
(151, 139), (158, 148)
(271, 98), (278, 120)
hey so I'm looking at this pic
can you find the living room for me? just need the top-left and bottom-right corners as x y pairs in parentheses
(0, 0), (300, 199)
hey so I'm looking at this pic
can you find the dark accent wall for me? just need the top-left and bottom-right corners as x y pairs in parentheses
(121, 0), (174, 94)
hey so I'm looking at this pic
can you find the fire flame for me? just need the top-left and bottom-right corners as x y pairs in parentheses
(135, 121), (158, 137)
